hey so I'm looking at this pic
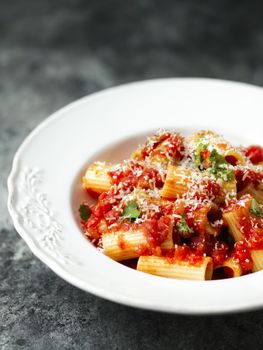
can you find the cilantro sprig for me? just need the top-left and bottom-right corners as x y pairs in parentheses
(79, 203), (91, 222)
(176, 215), (194, 238)
(209, 149), (234, 181)
(195, 140), (208, 168)
(122, 201), (141, 222)
(250, 198), (263, 218)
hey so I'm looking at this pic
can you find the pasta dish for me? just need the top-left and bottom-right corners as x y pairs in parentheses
(78, 130), (263, 280)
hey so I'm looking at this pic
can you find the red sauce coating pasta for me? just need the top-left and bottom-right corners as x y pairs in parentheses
(79, 130), (263, 279)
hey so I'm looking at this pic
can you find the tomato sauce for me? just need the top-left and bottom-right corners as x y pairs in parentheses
(245, 145), (263, 164)
(235, 169), (263, 191)
(140, 132), (185, 161)
(80, 130), (263, 278)
(142, 216), (171, 248)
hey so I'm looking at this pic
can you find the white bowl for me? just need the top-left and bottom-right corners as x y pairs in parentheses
(7, 78), (263, 314)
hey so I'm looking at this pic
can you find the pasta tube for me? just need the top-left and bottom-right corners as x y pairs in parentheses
(224, 149), (245, 165)
(223, 210), (246, 242)
(238, 185), (263, 204)
(137, 256), (213, 280)
(222, 257), (242, 277)
(102, 229), (149, 261)
(188, 130), (245, 165)
(220, 178), (237, 196)
(82, 162), (112, 193)
(251, 250), (263, 272)
(161, 165), (192, 198)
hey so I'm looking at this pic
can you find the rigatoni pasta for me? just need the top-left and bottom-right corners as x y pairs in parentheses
(223, 210), (245, 242)
(82, 162), (112, 193)
(215, 257), (242, 278)
(161, 165), (192, 198)
(79, 129), (263, 280)
(238, 184), (263, 204)
(251, 250), (263, 272)
(137, 256), (213, 280)
(102, 229), (149, 261)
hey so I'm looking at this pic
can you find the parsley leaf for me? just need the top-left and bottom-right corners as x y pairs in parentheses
(250, 198), (263, 218)
(176, 216), (194, 238)
(122, 201), (141, 222)
(195, 140), (208, 168)
(79, 204), (91, 222)
(209, 149), (234, 181)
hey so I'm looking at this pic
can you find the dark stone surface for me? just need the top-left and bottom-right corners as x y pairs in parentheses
(1, 0), (263, 349)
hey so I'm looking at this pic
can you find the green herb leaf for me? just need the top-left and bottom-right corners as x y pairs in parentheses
(79, 204), (91, 222)
(250, 198), (263, 218)
(176, 216), (194, 238)
(209, 149), (234, 181)
(195, 140), (208, 168)
(122, 201), (141, 222)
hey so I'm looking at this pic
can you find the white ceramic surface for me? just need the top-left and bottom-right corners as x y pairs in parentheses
(7, 78), (263, 314)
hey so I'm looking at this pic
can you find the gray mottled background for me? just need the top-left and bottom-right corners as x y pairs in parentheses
(1, 0), (263, 349)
